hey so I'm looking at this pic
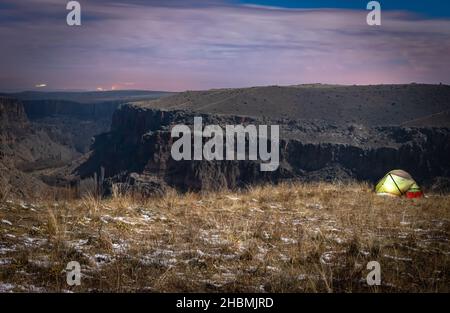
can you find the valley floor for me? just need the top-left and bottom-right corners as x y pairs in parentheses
(0, 183), (449, 292)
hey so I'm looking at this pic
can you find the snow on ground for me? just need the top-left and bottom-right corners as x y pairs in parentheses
(1, 219), (12, 226)
(0, 185), (448, 292)
(0, 283), (16, 292)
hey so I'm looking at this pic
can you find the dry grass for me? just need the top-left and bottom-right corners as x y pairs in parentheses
(0, 177), (10, 204)
(0, 182), (449, 292)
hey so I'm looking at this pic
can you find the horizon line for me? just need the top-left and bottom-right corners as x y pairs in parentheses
(1, 82), (449, 94)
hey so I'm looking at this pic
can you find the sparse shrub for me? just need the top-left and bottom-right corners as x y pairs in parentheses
(96, 232), (113, 252)
(46, 208), (60, 237)
(0, 181), (448, 292)
(368, 239), (382, 258)
(81, 192), (102, 215)
(0, 176), (10, 202)
(347, 236), (361, 257)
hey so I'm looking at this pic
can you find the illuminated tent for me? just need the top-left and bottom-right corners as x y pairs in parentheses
(375, 170), (423, 198)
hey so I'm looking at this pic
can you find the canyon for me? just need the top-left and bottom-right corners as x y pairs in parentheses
(0, 90), (170, 198)
(1, 84), (449, 198)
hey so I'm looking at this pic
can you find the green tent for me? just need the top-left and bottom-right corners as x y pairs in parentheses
(375, 170), (421, 197)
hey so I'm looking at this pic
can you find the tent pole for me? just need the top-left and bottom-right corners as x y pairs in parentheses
(389, 174), (403, 195)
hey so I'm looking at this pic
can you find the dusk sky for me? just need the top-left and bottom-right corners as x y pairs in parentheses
(1, 0), (449, 91)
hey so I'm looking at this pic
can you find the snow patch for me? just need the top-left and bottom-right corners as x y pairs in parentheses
(0, 283), (15, 292)
(383, 254), (412, 262)
(281, 237), (298, 244)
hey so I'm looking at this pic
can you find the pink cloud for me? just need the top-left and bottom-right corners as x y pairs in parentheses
(0, 2), (449, 91)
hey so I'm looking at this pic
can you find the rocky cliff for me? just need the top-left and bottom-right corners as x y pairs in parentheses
(0, 97), (29, 126)
(22, 99), (119, 120)
(0, 96), (116, 198)
(14, 90), (172, 154)
(0, 97), (59, 197)
(0, 91), (172, 198)
(0, 97), (30, 145)
(3, 86), (449, 198)
(73, 102), (450, 195)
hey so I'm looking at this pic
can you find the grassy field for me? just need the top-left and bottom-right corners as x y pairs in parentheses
(0, 182), (449, 292)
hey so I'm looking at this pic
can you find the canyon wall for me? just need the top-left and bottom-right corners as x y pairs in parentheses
(74, 103), (450, 194)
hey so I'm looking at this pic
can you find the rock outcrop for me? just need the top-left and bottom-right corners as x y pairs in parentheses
(0, 97), (29, 126)
(0, 97), (55, 197)
(3, 86), (449, 198)
(74, 102), (450, 195)
(0, 91), (172, 198)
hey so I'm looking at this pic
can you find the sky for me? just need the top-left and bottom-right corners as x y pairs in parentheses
(0, 0), (449, 92)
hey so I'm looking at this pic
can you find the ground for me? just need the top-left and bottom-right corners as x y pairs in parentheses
(0, 182), (448, 292)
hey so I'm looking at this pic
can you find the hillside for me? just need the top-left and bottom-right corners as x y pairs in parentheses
(1, 86), (449, 294)
(402, 110), (450, 128)
(68, 84), (450, 197)
(2, 85), (450, 198)
(6, 90), (172, 104)
(136, 84), (450, 127)
(0, 97), (67, 198)
(0, 182), (448, 292)
(0, 91), (172, 198)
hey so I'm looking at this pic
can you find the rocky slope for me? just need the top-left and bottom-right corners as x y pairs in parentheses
(136, 84), (450, 126)
(14, 90), (172, 154)
(0, 97), (28, 128)
(0, 91), (172, 197)
(3, 85), (450, 197)
(0, 97), (64, 198)
(70, 84), (450, 195)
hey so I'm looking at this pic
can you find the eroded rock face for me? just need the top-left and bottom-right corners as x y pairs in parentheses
(0, 97), (29, 145)
(74, 103), (450, 194)
(0, 97), (54, 197)
(0, 97), (28, 122)
(0, 96), (113, 198)
(21, 100), (119, 155)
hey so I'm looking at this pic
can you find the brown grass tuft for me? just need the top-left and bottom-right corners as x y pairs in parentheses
(0, 182), (448, 292)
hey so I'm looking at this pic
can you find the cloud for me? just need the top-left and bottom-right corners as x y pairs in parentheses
(0, 1), (449, 91)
